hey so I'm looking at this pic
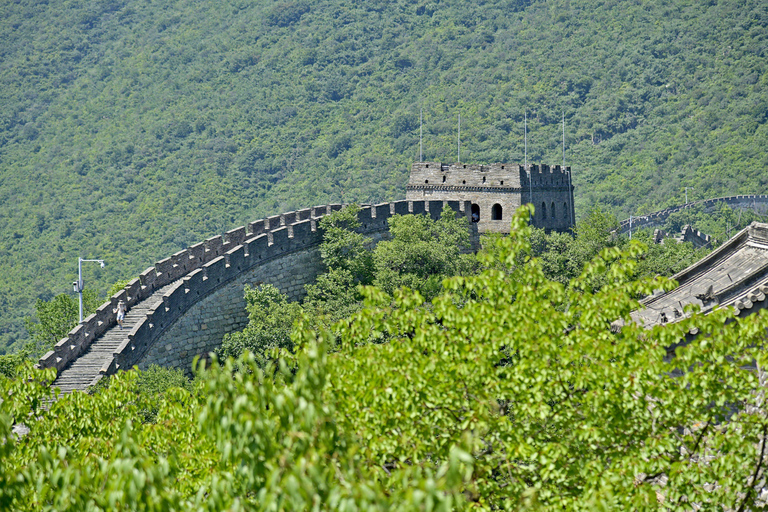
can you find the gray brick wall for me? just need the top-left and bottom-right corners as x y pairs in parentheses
(139, 247), (324, 373)
(43, 200), (479, 381)
(406, 162), (575, 233)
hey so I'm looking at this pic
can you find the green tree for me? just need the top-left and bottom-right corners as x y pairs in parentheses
(0, 353), (467, 510)
(529, 206), (621, 285)
(0, 351), (28, 379)
(303, 267), (361, 323)
(531, 206), (705, 286)
(328, 205), (768, 509)
(318, 204), (375, 286)
(631, 230), (709, 278)
(372, 206), (476, 299)
(107, 279), (132, 298)
(215, 284), (302, 367)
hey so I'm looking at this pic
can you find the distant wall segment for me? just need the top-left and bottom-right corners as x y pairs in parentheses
(618, 195), (768, 234)
(39, 200), (476, 377)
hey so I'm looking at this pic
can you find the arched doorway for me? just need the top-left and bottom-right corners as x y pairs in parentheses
(471, 203), (480, 223)
(491, 204), (503, 220)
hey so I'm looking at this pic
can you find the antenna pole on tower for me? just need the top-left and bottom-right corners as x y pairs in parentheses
(457, 113), (461, 164)
(525, 110), (531, 206)
(563, 111), (573, 225)
(419, 108), (423, 162)
(524, 110), (527, 168)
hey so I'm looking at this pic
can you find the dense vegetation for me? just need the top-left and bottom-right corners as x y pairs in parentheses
(1, 0), (766, 351)
(3, 207), (768, 509)
(216, 204), (707, 367)
(216, 204), (477, 366)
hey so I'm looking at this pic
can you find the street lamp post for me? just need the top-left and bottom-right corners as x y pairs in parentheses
(74, 257), (105, 323)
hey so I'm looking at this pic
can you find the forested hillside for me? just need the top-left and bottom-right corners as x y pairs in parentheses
(1, 0), (766, 350)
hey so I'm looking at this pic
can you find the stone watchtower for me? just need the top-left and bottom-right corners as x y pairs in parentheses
(406, 162), (575, 233)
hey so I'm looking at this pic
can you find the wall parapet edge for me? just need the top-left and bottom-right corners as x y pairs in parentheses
(617, 195), (768, 234)
(41, 200), (475, 379)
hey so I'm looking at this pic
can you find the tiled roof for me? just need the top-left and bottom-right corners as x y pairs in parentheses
(633, 222), (768, 328)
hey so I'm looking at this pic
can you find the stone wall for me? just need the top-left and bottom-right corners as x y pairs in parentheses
(651, 226), (714, 248)
(126, 199), (474, 373)
(138, 244), (324, 373)
(617, 195), (768, 234)
(406, 162), (574, 233)
(528, 164), (575, 231)
(40, 200), (477, 377)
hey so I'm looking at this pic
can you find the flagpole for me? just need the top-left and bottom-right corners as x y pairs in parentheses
(419, 108), (423, 161)
(524, 110), (527, 168)
(457, 113), (461, 164)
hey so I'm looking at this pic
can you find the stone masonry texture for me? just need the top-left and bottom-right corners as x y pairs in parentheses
(406, 162), (575, 233)
(139, 247), (323, 373)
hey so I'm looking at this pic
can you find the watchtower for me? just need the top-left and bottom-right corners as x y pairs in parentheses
(406, 162), (575, 233)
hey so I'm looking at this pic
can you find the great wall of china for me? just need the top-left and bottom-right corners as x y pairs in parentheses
(617, 194), (768, 233)
(38, 200), (477, 393)
(38, 190), (768, 393)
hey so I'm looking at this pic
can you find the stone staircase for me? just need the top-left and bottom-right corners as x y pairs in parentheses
(52, 283), (175, 393)
(41, 201), (476, 396)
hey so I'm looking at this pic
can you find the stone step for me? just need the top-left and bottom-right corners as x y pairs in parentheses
(52, 281), (182, 394)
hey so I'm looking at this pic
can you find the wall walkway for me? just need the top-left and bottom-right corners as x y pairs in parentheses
(39, 201), (476, 391)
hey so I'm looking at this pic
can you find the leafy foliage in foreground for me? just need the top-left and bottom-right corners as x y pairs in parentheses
(2, 0), (767, 351)
(330, 206), (768, 508)
(0, 351), (467, 510)
(2, 207), (768, 509)
(0, 207), (768, 511)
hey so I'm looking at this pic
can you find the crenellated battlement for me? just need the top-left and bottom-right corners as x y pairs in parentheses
(616, 195), (768, 234)
(39, 200), (476, 386)
(527, 164), (573, 188)
(407, 162), (575, 233)
(408, 162), (573, 190)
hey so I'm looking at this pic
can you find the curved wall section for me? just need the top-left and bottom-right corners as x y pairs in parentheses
(40, 200), (476, 381)
(137, 242), (324, 372)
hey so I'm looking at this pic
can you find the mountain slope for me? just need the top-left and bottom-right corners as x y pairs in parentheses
(0, 0), (766, 350)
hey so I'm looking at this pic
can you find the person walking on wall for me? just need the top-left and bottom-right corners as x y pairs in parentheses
(116, 300), (127, 330)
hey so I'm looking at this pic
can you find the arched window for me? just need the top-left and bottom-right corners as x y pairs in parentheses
(442, 175), (446, 183)
(564, 202), (569, 219)
(471, 203), (480, 223)
(541, 202), (547, 220)
(491, 204), (503, 220)
(551, 202), (556, 220)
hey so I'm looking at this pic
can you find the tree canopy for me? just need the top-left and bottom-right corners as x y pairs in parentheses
(2, 206), (768, 509)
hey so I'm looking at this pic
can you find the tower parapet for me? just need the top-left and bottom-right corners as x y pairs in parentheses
(406, 162), (575, 233)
